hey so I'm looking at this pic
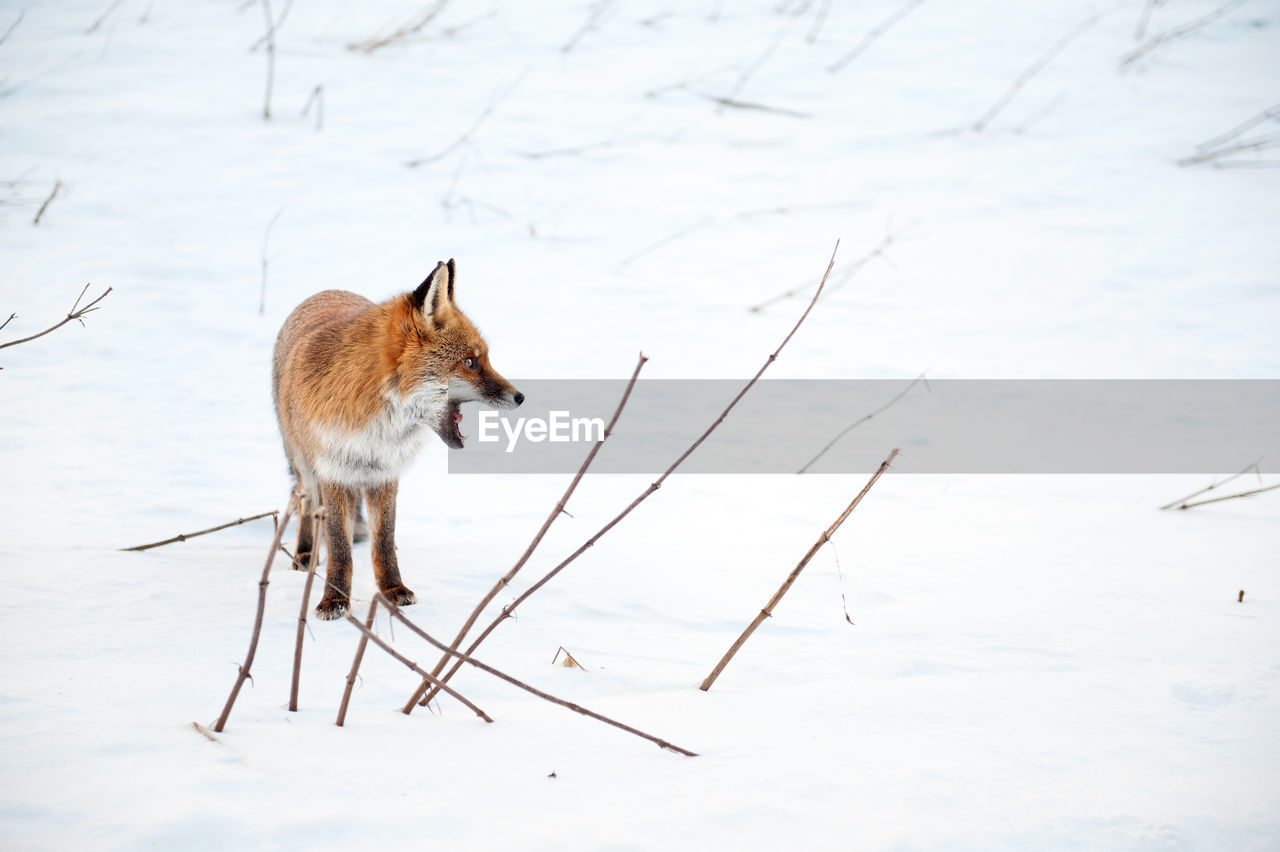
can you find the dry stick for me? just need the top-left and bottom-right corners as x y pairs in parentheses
(380, 594), (695, 756)
(406, 75), (523, 167)
(750, 230), (897, 313)
(301, 85), (323, 131)
(0, 314), (14, 333)
(1134, 0), (1163, 40)
(973, 8), (1101, 133)
(249, 0), (294, 51)
(718, 19), (793, 114)
(701, 447), (900, 691)
(86, 0), (123, 34)
(1158, 456), (1267, 507)
(212, 492), (299, 732)
(828, 0), (924, 73)
(288, 507), (324, 711)
(562, 0), (619, 53)
(258, 208), (283, 316)
(411, 242), (842, 710)
(1012, 90), (1069, 135)
(1177, 483), (1280, 510)
(335, 598), (378, 726)
(806, 0), (833, 43)
(260, 0), (276, 120)
(32, 180), (62, 225)
(402, 354), (648, 712)
(349, 0), (450, 53)
(1, 283), (112, 351)
(1120, 0), (1250, 70)
(1, 10), (25, 47)
(1177, 133), (1280, 167)
(797, 373), (927, 473)
(120, 510), (279, 552)
(191, 721), (220, 743)
(620, 218), (715, 267)
(1197, 103), (1280, 153)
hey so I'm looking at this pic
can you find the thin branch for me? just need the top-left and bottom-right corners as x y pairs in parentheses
(86, 0), (124, 34)
(380, 594), (694, 756)
(692, 89), (812, 119)
(1, 9), (25, 46)
(797, 373), (928, 473)
(289, 507), (324, 711)
(1120, 0), (1250, 70)
(260, 0), (276, 120)
(258, 208), (284, 315)
(405, 75), (524, 167)
(1134, 0), (1164, 40)
(700, 447), (900, 691)
(562, 0), (620, 53)
(120, 511), (279, 552)
(190, 721), (221, 743)
(1196, 103), (1280, 152)
(1176, 483), (1280, 510)
(828, 0), (924, 73)
(349, 0), (450, 53)
(718, 18), (794, 112)
(32, 180), (62, 225)
(749, 229), (900, 312)
(1160, 458), (1263, 509)
(336, 598), (378, 726)
(806, 0), (833, 43)
(249, 0), (294, 51)
(1012, 89), (1069, 135)
(973, 8), (1101, 133)
(0, 313), (14, 333)
(620, 217), (714, 267)
(212, 492), (299, 733)
(1, 283), (112, 352)
(1177, 133), (1280, 167)
(403, 353), (648, 712)
(411, 242), (842, 710)
(300, 84), (324, 131)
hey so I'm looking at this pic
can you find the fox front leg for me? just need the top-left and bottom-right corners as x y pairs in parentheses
(365, 481), (417, 608)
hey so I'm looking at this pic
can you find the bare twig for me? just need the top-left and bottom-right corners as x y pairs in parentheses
(336, 598), (378, 726)
(1134, 0), (1164, 40)
(1, 9), (25, 46)
(749, 229), (900, 312)
(289, 507), (324, 711)
(1175, 483), (1280, 510)
(86, 0), (124, 34)
(349, 0), (450, 53)
(701, 447), (899, 691)
(1, 283), (112, 352)
(405, 75), (524, 167)
(191, 721), (221, 743)
(621, 218), (714, 267)
(797, 373), (927, 473)
(973, 9), (1101, 133)
(0, 314), (14, 333)
(562, 0), (619, 53)
(258, 208), (284, 315)
(380, 594), (694, 756)
(828, 0), (924, 73)
(120, 511), (279, 552)
(250, 0), (294, 51)
(411, 242), (841, 710)
(693, 90), (811, 119)
(1177, 133), (1280, 167)
(403, 353), (648, 711)
(300, 84), (324, 131)
(1160, 459), (1266, 509)
(260, 0), (276, 120)
(718, 18), (794, 112)
(806, 0), (833, 43)
(1196, 103), (1280, 153)
(32, 180), (62, 225)
(212, 492), (299, 733)
(1013, 90), (1070, 134)
(1120, 0), (1250, 70)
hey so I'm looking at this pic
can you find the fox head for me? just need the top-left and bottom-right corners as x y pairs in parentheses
(398, 259), (522, 449)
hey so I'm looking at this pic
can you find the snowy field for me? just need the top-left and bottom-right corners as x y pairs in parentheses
(2, 0), (1278, 849)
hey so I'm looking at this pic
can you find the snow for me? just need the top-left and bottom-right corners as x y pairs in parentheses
(2, 0), (1278, 849)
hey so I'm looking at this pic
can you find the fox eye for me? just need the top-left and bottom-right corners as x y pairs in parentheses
(461, 356), (478, 371)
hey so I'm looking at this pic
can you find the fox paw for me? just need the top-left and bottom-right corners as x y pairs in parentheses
(292, 550), (312, 571)
(314, 598), (349, 621)
(380, 586), (418, 608)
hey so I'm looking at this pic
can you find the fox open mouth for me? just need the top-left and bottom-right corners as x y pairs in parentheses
(436, 400), (467, 450)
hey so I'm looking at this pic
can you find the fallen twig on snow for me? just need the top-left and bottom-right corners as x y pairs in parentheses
(410, 242), (841, 711)
(1172, 483), (1279, 511)
(1119, 0), (1250, 70)
(700, 447), (899, 691)
(300, 85), (323, 131)
(1134, 0), (1164, 41)
(86, 0), (123, 34)
(121, 510), (279, 552)
(1195, 103), (1280, 153)
(562, 0), (619, 53)
(797, 374), (927, 473)
(1, 10), (24, 46)
(1, 283), (112, 355)
(349, 0), (450, 53)
(212, 492), (299, 733)
(32, 180), (62, 225)
(258, 208), (284, 315)
(749, 229), (901, 312)
(828, 0), (924, 73)
(1177, 133), (1280, 167)
(972, 8), (1102, 133)
(380, 593), (695, 756)
(1159, 458), (1261, 510)
(405, 75), (524, 167)
(191, 721), (221, 743)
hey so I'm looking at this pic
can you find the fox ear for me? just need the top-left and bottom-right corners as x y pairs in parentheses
(412, 261), (451, 321)
(446, 258), (456, 303)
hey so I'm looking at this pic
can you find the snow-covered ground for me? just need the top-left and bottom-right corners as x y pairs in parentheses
(2, 1), (1277, 849)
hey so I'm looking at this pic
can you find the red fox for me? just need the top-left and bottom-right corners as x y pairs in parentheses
(272, 259), (522, 620)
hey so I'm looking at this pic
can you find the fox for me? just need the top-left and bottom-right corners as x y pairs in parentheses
(272, 259), (522, 621)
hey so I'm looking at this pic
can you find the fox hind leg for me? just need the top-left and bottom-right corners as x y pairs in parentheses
(291, 462), (320, 571)
(314, 480), (355, 620)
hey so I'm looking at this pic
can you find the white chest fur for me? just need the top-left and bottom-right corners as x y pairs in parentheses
(311, 382), (449, 487)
